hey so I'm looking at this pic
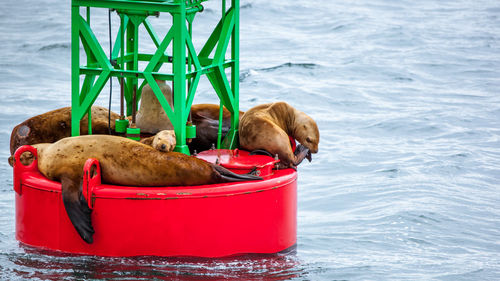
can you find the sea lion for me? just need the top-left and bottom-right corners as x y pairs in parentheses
(8, 129), (176, 166)
(23, 135), (261, 243)
(140, 130), (176, 152)
(136, 80), (174, 134)
(189, 104), (245, 153)
(239, 102), (320, 169)
(10, 106), (119, 155)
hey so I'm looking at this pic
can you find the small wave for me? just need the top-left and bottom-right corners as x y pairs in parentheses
(239, 70), (251, 81)
(376, 168), (400, 178)
(38, 43), (70, 52)
(437, 268), (494, 280)
(239, 69), (259, 82)
(259, 62), (320, 72)
(393, 76), (414, 82)
(407, 237), (434, 246)
(331, 24), (347, 31)
(239, 63), (320, 81)
(241, 3), (252, 9)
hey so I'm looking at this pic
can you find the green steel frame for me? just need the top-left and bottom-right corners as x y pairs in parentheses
(71, 0), (240, 154)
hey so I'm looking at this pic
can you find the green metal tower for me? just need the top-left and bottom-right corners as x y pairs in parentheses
(71, 0), (240, 154)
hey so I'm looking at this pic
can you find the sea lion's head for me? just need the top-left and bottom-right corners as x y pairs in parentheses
(8, 151), (34, 167)
(8, 143), (49, 167)
(10, 108), (73, 155)
(152, 130), (176, 152)
(294, 112), (320, 154)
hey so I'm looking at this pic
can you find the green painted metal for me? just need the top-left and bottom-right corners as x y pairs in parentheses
(71, 0), (240, 154)
(186, 124), (196, 139)
(115, 119), (129, 133)
(126, 127), (141, 141)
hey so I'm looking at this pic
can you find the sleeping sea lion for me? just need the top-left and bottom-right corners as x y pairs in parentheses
(239, 102), (320, 169)
(189, 104), (245, 153)
(140, 130), (176, 152)
(25, 135), (261, 243)
(10, 106), (119, 155)
(136, 80), (174, 134)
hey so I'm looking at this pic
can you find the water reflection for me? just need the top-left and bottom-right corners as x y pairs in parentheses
(8, 244), (304, 280)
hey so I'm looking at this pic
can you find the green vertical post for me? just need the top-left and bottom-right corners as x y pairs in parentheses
(232, 0), (240, 120)
(71, 5), (81, 136)
(222, 0), (226, 18)
(86, 8), (92, 134)
(217, 100), (223, 148)
(87, 108), (92, 134)
(126, 19), (135, 116)
(222, 0), (239, 149)
(187, 19), (193, 92)
(172, 1), (189, 154)
(120, 13), (125, 118)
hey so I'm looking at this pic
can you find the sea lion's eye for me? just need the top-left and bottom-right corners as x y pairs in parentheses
(306, 137), (312, 143)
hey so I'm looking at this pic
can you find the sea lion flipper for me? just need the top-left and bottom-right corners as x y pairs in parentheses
(61, 175), (94, 244)
(306, 150), (312, 162)
(213, 164), (263, 182)
(293, 144), (311, 166)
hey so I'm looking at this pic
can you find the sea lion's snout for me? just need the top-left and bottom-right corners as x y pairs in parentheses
(8, 151), (35, 167)
(304, 137), (319, 154)
(8, 156), (14, 167)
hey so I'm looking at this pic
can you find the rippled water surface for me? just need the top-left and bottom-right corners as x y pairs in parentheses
(1, 0), (500, 280)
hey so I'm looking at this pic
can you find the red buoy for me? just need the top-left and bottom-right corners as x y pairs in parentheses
(13, 146), (297, 257)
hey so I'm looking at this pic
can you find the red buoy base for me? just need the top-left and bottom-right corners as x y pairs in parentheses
(13, 146), (297, 257)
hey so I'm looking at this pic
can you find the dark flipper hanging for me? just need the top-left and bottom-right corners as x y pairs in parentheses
(213, 164), (263, 182)
(61, 175), (95, 244)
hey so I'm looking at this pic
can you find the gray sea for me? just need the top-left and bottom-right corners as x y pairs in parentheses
(1, 0), (500, 280)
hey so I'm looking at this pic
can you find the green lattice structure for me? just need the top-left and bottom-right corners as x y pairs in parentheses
(71, 0), (240, 154)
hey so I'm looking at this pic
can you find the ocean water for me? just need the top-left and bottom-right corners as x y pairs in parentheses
(1, 0), (500, 280)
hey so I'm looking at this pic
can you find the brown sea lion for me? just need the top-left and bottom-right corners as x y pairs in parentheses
(10, 106), (119, 155)
(140, 130), (176, 152)
(239, 102), (320, 169)
(189, 104), (245, 153)
(136, 80), (174, 134)
(23, 135), (261, 243)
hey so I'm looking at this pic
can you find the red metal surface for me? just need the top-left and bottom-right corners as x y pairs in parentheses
(196, 149), (279, 177)
(13, 146), (297, 257)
